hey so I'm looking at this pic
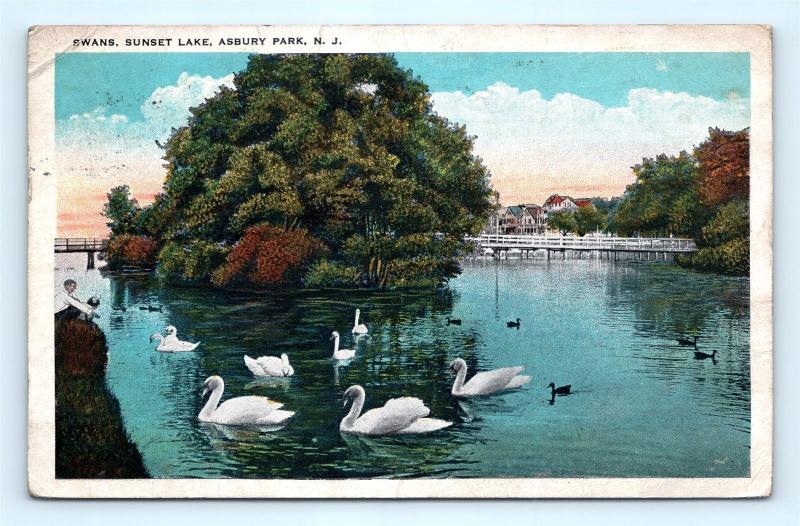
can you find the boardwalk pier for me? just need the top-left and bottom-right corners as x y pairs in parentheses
(54, 238), (108, 269)
(468, 234), (696, 261)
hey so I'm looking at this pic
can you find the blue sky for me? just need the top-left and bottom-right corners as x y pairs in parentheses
(54, 52), (750, 236)
(56, 52), (749, 120)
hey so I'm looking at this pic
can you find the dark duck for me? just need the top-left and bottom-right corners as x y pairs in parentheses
(693, 350), (718, 361)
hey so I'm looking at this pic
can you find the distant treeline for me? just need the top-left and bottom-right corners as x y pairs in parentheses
(545, 127), (749, 276)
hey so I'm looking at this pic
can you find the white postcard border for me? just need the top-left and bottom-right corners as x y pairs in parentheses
(27, 24), (772, 498)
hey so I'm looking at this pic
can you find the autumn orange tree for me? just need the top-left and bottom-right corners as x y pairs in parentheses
(695, 128), (749, 207)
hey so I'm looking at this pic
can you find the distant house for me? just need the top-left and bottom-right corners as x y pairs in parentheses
(482, 195), (594, 236)
(542, 194), (579, 213)
(501, 205), (525, 234)
(521, 204), (546, 234)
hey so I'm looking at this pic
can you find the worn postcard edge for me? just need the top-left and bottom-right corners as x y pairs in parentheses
(27, 24), (773, 499)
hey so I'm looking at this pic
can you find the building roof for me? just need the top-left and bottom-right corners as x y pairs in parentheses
(543, 194), (577, 207)
(505, 206), (524, 218)
(574, 198), (593, 208)
(524, 205), (544, 216)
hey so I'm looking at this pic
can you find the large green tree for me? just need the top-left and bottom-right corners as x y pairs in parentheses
(145, 54), (493, 288)
(574, 205), (607, 236)
(610, 152), (709, 237)
(546, 210), (578, 235)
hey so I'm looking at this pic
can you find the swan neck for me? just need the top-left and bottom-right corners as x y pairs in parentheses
(333, 334), (340, 356)
(199, 382), (224, 420)
(341, 390), (365, 430)
(452, 365), (467, 394)
(354, 311), (360, 326)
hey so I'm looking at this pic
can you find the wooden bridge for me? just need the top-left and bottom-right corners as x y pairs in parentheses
(468, 234), (697, 260)
(54, 238), (108, 269)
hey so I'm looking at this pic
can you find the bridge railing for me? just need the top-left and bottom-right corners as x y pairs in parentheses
(467, 234), (696, 252)
(54, 238), (108, 252)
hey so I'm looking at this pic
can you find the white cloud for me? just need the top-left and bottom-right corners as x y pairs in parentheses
(140, 72), (235, 139)
(56, 72), (236, 198)
(430, 82), (750, 202)
(67, 106), (128, 123)
(57, 72), (235, 149)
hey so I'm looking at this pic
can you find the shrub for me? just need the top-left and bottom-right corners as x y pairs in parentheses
(212, 224), (327, 287)
(701, 200), (749, 247)
(106, 235), (159, 269)
(687, 238), (749, 276)
(157, 240), (229, 284)
(303, 260), (363, 288)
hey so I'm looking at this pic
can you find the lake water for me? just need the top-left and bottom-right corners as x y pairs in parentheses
(55, 254), (750, 478)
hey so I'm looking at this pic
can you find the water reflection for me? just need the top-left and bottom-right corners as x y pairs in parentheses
(55, 253), (751, 478)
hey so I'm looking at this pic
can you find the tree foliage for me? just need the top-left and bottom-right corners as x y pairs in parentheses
(105, 235), (159, 269)
(135, 53), (492, 288)
(574, 205), (607, 236)
(546, 210), (578, 235)
(211, 224), (326, 287)
(590, 196), (621, 214)
(103, 185), (140, 236)
(695, 127), (749, 207)
(609, 127), (750, 275)
(610, 152), (708, 237)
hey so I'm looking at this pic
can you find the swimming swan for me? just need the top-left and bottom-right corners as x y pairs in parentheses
(198, 375), (294, 426)
(352, 308), (368, 334)
(449, 358), (531, 398)
(244, 354), (294, 377)
(149, 325), (200, 352)
(340, 385), (452, 435)
(331, 331), (356, 360)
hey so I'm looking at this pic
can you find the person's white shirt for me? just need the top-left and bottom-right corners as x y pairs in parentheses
(54, 289), (94, 316)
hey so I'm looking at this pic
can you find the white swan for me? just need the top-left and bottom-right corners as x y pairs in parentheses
(243, 353), (294, 377)
(149, 325), (200, 352)
(340, 385), (452, 435)
(331, 331), (356, 360)
(198, 375), (294, 425)
(449, 358), (531, 398)
(351, 308), (368, 334)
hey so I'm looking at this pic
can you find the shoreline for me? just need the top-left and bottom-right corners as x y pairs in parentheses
(55, 318), (149, 479)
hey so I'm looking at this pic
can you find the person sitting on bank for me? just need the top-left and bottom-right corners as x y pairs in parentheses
(54, 279), (97, 321)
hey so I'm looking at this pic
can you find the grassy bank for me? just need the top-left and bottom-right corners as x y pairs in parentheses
(55, 318), (148, 478)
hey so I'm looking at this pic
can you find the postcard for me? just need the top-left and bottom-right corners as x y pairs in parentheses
(28, 25), (772, 498)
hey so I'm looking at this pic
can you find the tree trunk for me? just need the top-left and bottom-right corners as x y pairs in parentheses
(378, 262), (390, 288)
